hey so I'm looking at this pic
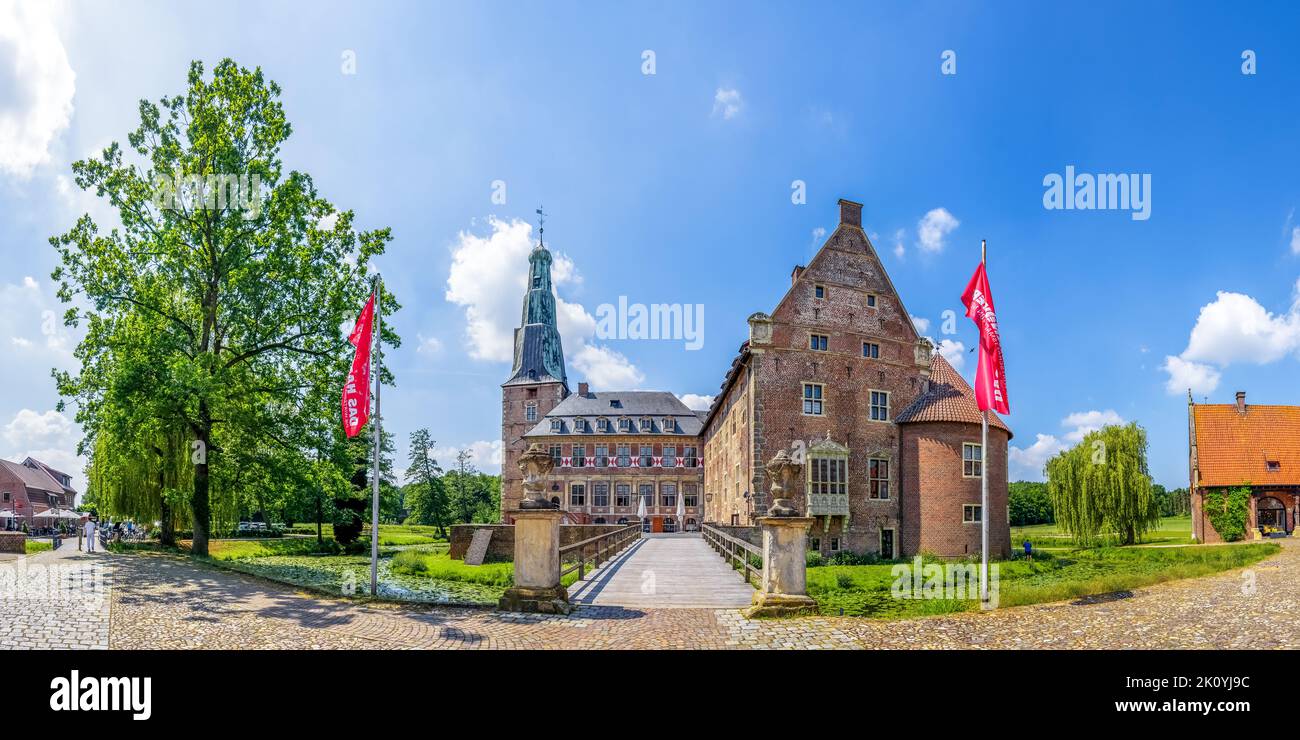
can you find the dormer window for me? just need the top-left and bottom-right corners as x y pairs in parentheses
(662, 417), (674, 432)
(550, 419), (562, 433)
(1266, 460), (1281, 472)
(597, 417), (610, 432)
(639, 417), (652, 432)
(609, 399), (622, 409)
(619, 417), (632, 432)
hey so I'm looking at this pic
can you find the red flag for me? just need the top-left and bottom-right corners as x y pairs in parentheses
(960, 263), (1010, 415)
(341, 293), (376, 438)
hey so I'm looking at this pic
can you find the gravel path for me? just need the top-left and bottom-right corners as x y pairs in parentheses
(100, 538), (1299, 650)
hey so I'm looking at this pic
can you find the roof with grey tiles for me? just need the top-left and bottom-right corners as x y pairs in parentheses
(525, 391), (704, 437)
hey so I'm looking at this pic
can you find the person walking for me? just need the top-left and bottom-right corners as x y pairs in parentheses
(84, 516), (97, 553)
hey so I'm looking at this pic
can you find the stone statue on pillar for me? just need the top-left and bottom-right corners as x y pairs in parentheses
(499, 443), (571, 613)
(518, 443), (557, 509)
(746, 447), (818, 617)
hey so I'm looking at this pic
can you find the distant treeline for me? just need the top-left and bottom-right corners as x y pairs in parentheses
(1009, 481), (1189, 526)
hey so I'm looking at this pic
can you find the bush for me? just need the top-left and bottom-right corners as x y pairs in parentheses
(827, 550), (879, 566)
(25, 540), (53, 554)
(806, 550), (825, 567)
(333, 498), (366, 544)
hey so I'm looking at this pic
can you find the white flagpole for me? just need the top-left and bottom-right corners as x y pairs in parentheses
(980, 240), (989, 603)
(370, 275), (382, 597)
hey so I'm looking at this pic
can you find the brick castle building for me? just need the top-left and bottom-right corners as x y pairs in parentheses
(501, 198), (1011, 558)
(1188, 391), (1299, 542)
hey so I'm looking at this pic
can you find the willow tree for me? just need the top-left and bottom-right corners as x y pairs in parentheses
(87, 426), (192, 545)
(1045, 422), (1160, 545)
(51, 59), (398, 556)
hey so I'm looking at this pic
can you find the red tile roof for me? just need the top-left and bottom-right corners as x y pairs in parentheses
(895, 354), (1012, 437)
(1193, 404), (1300, 487)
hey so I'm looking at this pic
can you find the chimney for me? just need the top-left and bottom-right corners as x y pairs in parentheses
(838, 198), (863, 228)
(578, 382), (589, 397)
(1235, 391), (1246, 414)
(791, 265), (805, 286)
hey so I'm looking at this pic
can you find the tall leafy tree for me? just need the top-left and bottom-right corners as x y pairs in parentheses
(405, 428), (449, 535)
(1046, 422), (1160, 545)
(51, 59), (399, 555)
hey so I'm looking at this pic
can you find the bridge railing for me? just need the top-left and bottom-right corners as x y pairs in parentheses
(700, 524), (763, 587)
(559, 523), (642, 582)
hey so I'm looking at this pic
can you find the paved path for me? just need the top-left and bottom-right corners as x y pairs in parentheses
(566, 534), (755, 609)
(8, 537), (1296, 650)
(0, 540), (110, 649)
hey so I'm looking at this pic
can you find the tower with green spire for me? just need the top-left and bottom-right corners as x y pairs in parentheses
(501, 208), (570, 517)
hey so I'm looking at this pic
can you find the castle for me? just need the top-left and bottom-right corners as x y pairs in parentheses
(501, 198), (1011, 559)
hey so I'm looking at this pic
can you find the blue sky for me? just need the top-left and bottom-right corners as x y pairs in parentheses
(3, 0), (1300, 493)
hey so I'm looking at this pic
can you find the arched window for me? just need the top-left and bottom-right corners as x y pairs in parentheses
(593, 517), (606, 524)
(685, 518), (698, 532)
(617, 517), (629, 525)
(663, 517), (677, 533)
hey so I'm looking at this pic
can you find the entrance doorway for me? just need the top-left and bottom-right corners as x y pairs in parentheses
(880, 528), (895, 560)
(1257, 496), (1287, 533)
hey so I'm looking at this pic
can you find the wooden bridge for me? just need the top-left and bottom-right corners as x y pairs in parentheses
(565, 532), (756, 609)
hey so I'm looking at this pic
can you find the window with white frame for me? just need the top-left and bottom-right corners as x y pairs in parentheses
(803, 383), (824, 415)
(597, 417), (610, 432)
(868, 458), (889, 500)
(549, 444), (562, 466)
(619, 417), (632, 432)
(683, 484), (698, 507)
(595, 444), (609, 468)
(963, 504), (982, 523)
(639, 445), (653, 468)
(683, 445), (698, 468)
(810, 457), (847, 497)
(616, 444), (631, 467)
(593, 482), (609, 507)
(660, 484), (677, 508)
(809, 334), (828, 351)
(830, 537), (840, 551)
(662, 417), (674, 431)
(870, 390), (890, 421)
(662, 445), (677, 468)
(525, 402), (537, 422)
(570, 484), (586, 507)
(550, 419), (561, 432)
(572, 445), (586, 468)
(639, 417), (652, 431)
(639, 483), (654, 507)
(862, 342), (879, 359)
(963, 443), (983, 478)
(615, 484), (631, 507)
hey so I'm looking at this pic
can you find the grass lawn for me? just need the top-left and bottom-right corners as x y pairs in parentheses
(25, 539), (53, 554)
(281, 523), (446, 546)
(391, 549), (581, 588)
(809, 542), (1278, 618)
(1011, 515), (1193, 549)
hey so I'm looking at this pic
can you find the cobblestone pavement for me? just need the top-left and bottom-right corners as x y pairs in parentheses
(101, 538), (1300, 650)
(1, 542), (111, 649)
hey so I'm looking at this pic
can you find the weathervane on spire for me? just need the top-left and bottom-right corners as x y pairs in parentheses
(536, 205), (547, 247)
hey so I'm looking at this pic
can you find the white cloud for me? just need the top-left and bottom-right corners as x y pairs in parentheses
(416, 334), (443, 355)
(1161, 284), (1300, 395)
(22, 276), (37, 289)
(1291, 226), (1300, 255)
(810, 226), (826, 247)
(676, 393), (714, 411)
(916, 208), (959, 253)
(0, 277), (76, 362)
(444, 216), (643, 390)
(2, 408), (83, 492)
(1163, 355), (1221, 396)
(1060, 409), (1124, 442)
(431, 439), (503, 474)
(892, 228), (906, 259)
(911, 315), (931, 334)
(711, 87), (743, 120)
(1008, 434), (1065, 481)
(1007, 409), (1125, 481)
(10, 336), (32, 348)
(570, 343), (644, 389)
(0, 0), (75, 178)
(936, 338), (965, 371)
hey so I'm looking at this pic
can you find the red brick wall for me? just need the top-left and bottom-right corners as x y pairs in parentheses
(500, 381), (567, 517)
(0, 466), (35, 528)
(900, 421), (1010, 558)
(1194, 488), (1298, 543)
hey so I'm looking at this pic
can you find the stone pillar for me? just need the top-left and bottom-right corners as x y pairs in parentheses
(744, 449), (818, 617)
(498, 509), (571, 614)
(498, 443), (572, 614)
(746, 516), (818, 617)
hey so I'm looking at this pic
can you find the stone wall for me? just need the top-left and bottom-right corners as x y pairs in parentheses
(0, 531), (25, 554)
(449, 523), (626, 561)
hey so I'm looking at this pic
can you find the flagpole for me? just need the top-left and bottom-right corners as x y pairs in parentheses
(980, 240), (989, 604)
(370, 275), (382, 597)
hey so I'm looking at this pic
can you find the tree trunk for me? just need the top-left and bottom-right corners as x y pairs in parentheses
(191, 406), (212, 557)
(160, 499), (175, 547)
(316, 497), (323, 545)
